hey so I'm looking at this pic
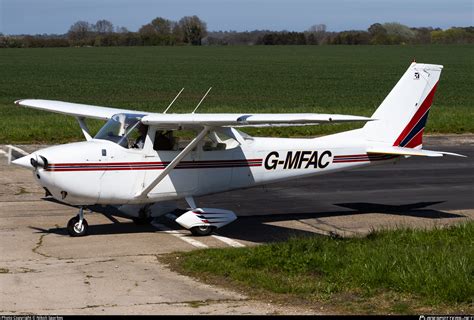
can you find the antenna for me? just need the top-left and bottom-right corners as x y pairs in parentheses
(163, 87), (184, 114)
(192, 87), (212, 114)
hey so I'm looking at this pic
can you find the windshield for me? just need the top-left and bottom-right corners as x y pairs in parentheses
(95, 113), (147, 148)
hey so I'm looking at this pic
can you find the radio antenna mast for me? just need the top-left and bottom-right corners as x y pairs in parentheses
(163, 87), (184, 114)
(192, 87), (212, 114)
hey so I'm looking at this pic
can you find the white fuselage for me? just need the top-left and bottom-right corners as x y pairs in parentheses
(26, 128), (398, 206)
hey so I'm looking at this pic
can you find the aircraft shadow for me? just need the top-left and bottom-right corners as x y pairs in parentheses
(29, 222), (157, 236)
(236, 200), (462, 222)
(333, 201), (460, 218)
(29, 214), (322, 243)
(216, 200), (465, 243)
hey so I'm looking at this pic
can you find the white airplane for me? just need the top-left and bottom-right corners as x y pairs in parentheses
(12, 63), (464, 237)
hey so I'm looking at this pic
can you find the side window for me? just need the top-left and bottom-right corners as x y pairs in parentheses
(153, 130), (176, 151)
(202, 131), (239, 151)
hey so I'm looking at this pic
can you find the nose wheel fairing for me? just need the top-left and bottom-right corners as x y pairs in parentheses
(175, 208), (237, 236)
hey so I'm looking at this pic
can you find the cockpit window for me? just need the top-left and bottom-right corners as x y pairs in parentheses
(94, 113), (147, 149)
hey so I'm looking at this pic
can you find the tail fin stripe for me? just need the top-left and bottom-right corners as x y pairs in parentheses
(399, 110), (430, 147)
(393, 82), (438, 146)
(403, 128), (425, 148)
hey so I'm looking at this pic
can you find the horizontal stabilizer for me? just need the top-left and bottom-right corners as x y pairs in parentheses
(367, 146), (466, 158)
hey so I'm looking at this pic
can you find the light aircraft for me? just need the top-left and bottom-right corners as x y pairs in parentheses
(12, 63), (464, 237)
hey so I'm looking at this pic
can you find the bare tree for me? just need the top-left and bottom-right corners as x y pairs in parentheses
(178, 15), (207, 45)
(95, 19), (114, 34)
(68, 21), (93, 42)
(115, 26), (129, 34)
(171, 22), (184, 44)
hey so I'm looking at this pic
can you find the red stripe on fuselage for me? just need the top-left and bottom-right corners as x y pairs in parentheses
(49, 158), (263, 167)
(46, 159), (263, 172)
(333, 154), (398, 163)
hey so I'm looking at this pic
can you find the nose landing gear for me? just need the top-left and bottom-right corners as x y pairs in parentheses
(67, 207), (89, 237)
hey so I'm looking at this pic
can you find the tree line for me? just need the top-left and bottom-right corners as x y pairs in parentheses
(208, 23), (473, 45)
(1, 17), (472, 48)
(0, 15), (207, 48)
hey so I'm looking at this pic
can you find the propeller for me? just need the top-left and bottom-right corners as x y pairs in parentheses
(31, 155), (48, 169)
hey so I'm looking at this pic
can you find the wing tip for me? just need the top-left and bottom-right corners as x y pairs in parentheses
(14, 99), (24, 105)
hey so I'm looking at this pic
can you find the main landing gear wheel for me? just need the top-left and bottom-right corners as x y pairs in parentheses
(190, 225), (215, 236)
(133, 205), (153, 225)
(67, 215), (89, 237)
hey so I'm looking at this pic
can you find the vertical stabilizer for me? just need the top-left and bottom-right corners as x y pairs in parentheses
(363, 63), (443, 148)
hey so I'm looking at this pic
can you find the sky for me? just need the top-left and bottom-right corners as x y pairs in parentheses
(1, 0), (473, 35)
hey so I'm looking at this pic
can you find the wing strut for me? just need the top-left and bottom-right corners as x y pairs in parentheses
(135, 126), (209, 199)
(76, 117), (92, 141)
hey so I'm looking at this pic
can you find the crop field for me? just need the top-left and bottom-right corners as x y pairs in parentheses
(0, 45), (472, 143)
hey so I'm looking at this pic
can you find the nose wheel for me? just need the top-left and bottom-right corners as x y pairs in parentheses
(67, 207), (89, 237)
(190, 225), (215, 236)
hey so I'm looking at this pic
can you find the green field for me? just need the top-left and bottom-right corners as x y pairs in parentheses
(0, 45), (473, 143)
(163, 222), (474, 314)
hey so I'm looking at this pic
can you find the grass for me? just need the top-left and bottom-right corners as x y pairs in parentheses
(163, 222), (474, 314)
(0, 45), (473, 143)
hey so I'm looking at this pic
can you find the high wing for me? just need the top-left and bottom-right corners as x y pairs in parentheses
(15, 99), (147, 120)
(140, 113), (373, 127)
(15, 99), (373, 127)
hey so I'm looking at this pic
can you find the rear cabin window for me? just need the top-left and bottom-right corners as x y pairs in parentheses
(202, 131), (239, 151)
(153, 130), (177, 151)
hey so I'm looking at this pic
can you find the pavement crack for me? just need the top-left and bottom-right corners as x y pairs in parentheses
(32, 233), (52, 258)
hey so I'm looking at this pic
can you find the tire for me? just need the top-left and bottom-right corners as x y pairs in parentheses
(67, 216), (88, 237)
(190, 225), (215, 236)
